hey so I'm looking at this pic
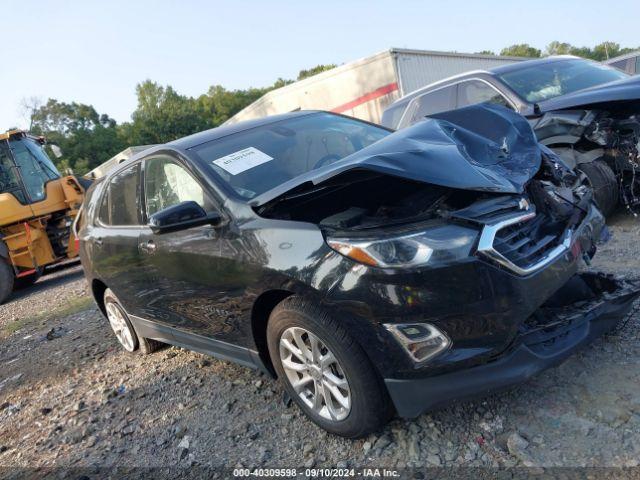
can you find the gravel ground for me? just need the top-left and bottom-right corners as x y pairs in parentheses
(0, 262), (87, 331)
(0, 214), (639, 474)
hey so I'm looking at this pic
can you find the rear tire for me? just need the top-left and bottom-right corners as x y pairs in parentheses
(578, 160), (619, 217)
(267, 296), (393, 438)
(103, 288), (162, 354)
(0, 260), (14, 305)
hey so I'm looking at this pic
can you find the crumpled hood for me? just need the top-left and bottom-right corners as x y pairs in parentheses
(251, 104), (541, 207)
(538, 75), (640, 112)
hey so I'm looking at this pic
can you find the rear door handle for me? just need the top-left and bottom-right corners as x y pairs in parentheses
(139, 240), (157, 255)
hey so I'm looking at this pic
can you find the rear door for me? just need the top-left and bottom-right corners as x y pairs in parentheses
(88, 163), (149, 314)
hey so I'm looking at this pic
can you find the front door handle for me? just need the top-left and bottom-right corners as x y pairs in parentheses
(139, 240), (157, 255)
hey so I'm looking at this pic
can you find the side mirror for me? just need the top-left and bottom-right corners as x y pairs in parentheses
(149, 201), (221, 234)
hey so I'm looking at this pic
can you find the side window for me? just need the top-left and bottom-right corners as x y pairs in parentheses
(406, 87), (456, 125)
(145, 156), (212, 217)
(635, 57), (640, 75)
(457, 80), (513, 110)
(98, 164), (142, 226)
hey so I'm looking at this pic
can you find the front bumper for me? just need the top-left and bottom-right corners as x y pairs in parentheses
(384, 272), (639, 418)
(324, 203), (609, 380)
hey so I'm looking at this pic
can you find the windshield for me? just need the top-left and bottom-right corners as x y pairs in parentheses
(190, 112), (390, 199)
(8, 138), (61, 203)
(497, 59), (629, 103)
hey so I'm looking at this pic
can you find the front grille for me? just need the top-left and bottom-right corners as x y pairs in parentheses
(492, 214), (562, 269)
(476, 207), (572, 276)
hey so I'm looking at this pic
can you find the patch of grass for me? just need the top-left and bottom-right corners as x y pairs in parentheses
(2, 295), (94, 337)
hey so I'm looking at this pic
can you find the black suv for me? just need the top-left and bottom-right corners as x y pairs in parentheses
(77, 107), (639, 437)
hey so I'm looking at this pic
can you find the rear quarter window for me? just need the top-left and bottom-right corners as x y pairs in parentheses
(98, 164), (142, 226)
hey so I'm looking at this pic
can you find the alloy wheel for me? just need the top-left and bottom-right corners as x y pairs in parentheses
(106, 301), (136, 352)
(279, 326), (351, 421)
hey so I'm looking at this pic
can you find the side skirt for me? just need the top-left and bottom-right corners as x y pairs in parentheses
(129, 315), (270, 375)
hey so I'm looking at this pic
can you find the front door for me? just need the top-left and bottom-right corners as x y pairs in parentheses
(137, 154), (252, 347)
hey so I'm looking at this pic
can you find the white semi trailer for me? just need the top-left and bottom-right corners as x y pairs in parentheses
(225, 48), (523, 125)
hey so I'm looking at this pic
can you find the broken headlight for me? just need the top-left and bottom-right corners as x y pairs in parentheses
(326, 225), (478, 268)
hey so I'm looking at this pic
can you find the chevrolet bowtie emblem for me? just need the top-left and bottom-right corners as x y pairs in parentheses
(518, 198), (531, 211)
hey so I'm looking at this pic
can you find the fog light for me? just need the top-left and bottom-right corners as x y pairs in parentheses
(384, 323), (450, 363)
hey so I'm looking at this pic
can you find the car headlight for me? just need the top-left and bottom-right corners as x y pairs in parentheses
(326, 225), (478, 268)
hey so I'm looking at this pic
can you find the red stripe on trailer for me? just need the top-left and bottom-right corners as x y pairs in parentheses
(330, 82), (399, 114)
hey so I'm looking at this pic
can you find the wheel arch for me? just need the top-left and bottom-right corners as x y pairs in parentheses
(91, 278), (108, 317)
(251, 289), (295, 377)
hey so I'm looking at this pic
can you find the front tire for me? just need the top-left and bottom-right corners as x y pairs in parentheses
(267, 297), (392, 438)
(103, 288), (162, 354)
(578, 160), (619, 216)
(0, 260), (14, 305)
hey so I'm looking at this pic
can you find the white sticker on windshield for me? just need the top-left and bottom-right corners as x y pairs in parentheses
(212, 147), (273, 175)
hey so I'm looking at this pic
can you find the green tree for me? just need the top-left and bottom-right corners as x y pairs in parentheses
(544, 41), (573, 56)
(22, 63), (336, 174)
(500, 44), (542, 58)
(126, 80), (209, 145)
(297, 64), (337, 80)
(568, 45), (594, 59)
(475, 50), (496, 56)
(30, 99), (124, 174)
(591, 41), (624, 61)
(198, 85), (269, 126)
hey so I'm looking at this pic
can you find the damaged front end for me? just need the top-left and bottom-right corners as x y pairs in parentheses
(386, 271), (640, 418)
(251, 104), (640, 416)
(521, 272), (638, 356)
(533, 103), (640, 215)
(256, 104), (601, 276)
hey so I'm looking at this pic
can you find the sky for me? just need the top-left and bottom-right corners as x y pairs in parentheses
(2, 0), (639, 129)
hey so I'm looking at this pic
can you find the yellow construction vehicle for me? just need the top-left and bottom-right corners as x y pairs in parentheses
(0, 130), (87, 304)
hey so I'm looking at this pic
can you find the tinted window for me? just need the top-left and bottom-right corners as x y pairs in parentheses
(635, 57), (640, 74)
(145, 156), (212, 217)
(457, 81), (512, 110)
(98, 164), (141, 226)
(405, 87), (456, 125)
(497, 59), (628, 102)
(190, 113), (389, 199)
